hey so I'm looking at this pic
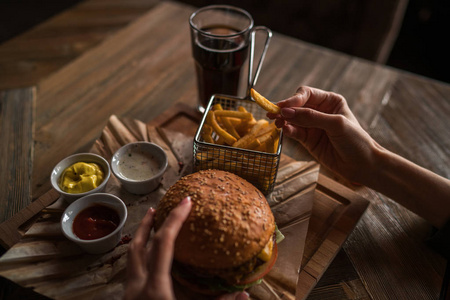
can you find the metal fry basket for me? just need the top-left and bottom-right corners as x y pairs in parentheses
(193, 94), (283, 195)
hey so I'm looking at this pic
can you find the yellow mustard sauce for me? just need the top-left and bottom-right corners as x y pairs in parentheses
(59, 162), (105, 194)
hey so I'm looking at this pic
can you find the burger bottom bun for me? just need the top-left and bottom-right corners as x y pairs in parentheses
(172, 272), (224, 297)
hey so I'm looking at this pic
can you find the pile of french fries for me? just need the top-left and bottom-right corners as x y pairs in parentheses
(201, 103), (280, 153)
(195, 89), (282, 193)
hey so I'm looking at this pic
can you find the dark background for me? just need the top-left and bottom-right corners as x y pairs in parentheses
(387, 0), (449, 83)
(0, 0), (448, 82)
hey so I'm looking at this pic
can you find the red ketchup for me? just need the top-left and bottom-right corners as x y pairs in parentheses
(73, 205), (120, 240)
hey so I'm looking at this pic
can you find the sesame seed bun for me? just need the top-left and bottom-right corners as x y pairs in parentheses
(154, 170), (275, 270)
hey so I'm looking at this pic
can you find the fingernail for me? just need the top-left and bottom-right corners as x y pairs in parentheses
(281, 108), (295, 118)
(180, 196), (191, 205)
(147, 207), (155, 216)
(236, 292), (249, 300)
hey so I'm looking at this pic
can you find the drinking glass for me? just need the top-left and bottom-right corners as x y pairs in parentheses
(189, 5), (271, 112)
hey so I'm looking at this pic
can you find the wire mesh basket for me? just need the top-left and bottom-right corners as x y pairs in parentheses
(193, 94), (282, 195)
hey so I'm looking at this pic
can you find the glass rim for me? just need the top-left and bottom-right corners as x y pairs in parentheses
(189, 5), (254, 38)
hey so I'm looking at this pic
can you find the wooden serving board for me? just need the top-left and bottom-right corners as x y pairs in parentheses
(0, 104), (369, 300)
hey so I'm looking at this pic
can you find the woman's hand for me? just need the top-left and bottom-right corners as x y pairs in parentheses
(268, 86), (380, 183)
(124, 197), (192, 300)
(269, 86), (450, 228)
(124, 197), (249, 300)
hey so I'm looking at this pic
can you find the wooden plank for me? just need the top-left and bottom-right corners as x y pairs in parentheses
(0, 190), (59, 249)
(32, 2), (197, 200)
(0, 88), (35, 224)
(340, 72), (450, 300)
(0, 112), (316, 299)
(296, 174), (369, 299)
(370, 74), (450, 176)
(2, 1), (446, 298)
(0, 0), (161, 90)
(0, 103), (199, 250)
(0, 104), (368, 299)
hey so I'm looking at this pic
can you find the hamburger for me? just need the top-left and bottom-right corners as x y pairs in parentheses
(154, 169), (281, 295)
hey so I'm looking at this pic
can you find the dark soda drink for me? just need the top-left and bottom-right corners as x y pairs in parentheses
(192, 25), (249, 108)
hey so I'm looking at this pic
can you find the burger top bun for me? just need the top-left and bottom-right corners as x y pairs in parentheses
(154, 169), (275, 270)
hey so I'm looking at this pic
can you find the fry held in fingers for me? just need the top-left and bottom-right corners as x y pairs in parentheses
(251, 88), (280, 114)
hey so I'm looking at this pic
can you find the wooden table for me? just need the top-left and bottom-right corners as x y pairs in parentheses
(1, 1), (449, 299)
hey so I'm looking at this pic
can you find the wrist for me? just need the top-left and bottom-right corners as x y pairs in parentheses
(358, 142), (395, 189)
(359, 142), (450, 228)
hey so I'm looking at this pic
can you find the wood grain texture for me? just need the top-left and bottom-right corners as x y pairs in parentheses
(32, 2), (196, 199)
(1, 1), (449, 299)
(0, 0), (160, 90)
(342, 73), (450, 300)
(0, 109), (369, 300)
(0, 88), (35, 224)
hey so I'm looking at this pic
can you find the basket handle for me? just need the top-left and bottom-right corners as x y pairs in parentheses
(246, 26), (272, 100)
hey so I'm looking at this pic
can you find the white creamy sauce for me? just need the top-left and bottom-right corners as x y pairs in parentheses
(118, 149), (160, 181)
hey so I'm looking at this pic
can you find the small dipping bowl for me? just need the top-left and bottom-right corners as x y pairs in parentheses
(51, 153), (111, 203)
(111, 142), (168, 194)
(61, 193), (127, 254)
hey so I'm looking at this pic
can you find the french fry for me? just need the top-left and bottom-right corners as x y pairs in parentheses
(232, 119), (268, 149)
(206, 111), (237, 145)
(214, 110), (253, 120)
(226, 117), (241, 126)
(251, 89), (280, 114)
(196, 101), (282, 194)
(213, 104), (240, 139)
(247, 139), (261, 150)
(257, 130), (273, 145)
(216, 136), (226, 145)
(196, 149), (219, 161)
(256, 127), (280, 153)
(268, 128), (280, 153)
(212, 103), (222, 111)
(201, 124), (214, 144)
(235, 106), (256, 136)
(254, 122), (276, 138)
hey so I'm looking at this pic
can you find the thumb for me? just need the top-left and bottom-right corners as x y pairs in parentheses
(281, 107), (346, 133)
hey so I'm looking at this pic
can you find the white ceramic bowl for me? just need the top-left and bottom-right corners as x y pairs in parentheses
(111, 142), (168, 194)
(61, 193), (127, 254)
(51, 153), (111, 203)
